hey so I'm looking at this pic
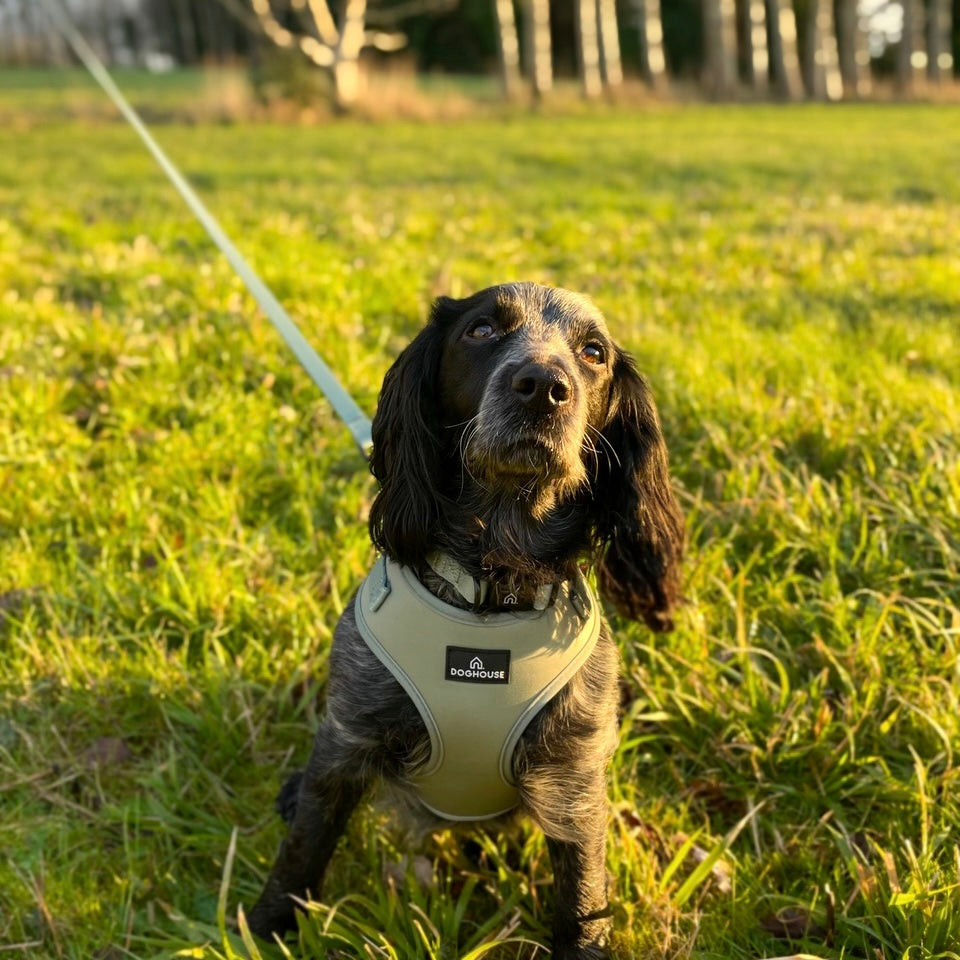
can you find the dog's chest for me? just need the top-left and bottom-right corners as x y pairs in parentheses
(355, 555), (600, 821)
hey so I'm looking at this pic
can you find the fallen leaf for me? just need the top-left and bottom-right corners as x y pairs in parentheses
(760, 905), (827, 939)
(383, 854), (433, 891)
(675, 832), (733, 895)
(83, 737), (134, 768)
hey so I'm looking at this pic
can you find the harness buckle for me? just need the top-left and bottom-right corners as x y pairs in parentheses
(568, 582), (591, 621)
(368, 555), (392, 611)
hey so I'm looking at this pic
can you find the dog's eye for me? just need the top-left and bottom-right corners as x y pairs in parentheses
(580, 343), (605, 365)
(466, 321), (496, 340)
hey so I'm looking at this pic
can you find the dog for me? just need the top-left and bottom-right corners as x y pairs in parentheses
(247, 282), (684, 958)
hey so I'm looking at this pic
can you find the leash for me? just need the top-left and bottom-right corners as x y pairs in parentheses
(37, 0), (374, 459)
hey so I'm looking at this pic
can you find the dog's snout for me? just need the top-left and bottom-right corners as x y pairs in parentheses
(511, 362), (571, 412)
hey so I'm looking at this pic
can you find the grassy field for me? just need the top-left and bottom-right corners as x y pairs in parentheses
(1, 85), (959, 959)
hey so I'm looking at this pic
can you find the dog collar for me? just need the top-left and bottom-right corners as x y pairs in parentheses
(425, 552), (555, 610)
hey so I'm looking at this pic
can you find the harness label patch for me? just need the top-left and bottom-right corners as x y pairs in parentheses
(445, 646), (510, 684)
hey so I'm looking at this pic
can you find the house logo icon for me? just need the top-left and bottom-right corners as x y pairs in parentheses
(445, 647), (509, 684)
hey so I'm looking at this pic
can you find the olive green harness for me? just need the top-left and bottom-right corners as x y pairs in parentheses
(355, 555), (601, 821)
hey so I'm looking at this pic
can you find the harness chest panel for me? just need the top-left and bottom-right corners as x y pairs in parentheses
(355, 556), (601, 821)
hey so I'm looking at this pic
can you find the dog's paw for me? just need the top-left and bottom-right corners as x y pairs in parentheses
(275, 771), (304, 824)
(552, 927), (611, 960)
(246, 899), (299, 941)
(552, 946), (609, 960)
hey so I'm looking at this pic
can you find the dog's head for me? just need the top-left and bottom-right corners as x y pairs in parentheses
(369, 282), (684, 631)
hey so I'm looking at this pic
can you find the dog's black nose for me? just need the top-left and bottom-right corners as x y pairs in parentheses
(511, 362), (571, 412)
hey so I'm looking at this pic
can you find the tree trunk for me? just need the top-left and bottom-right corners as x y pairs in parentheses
(896, 0), (922, 93)
(334, 0), (369, 107)
(799, 0), (825, 97)
(493, 0), (522, 97)
(818, 0), (842, 97)
(631, 0), (667, 86)
(596, 0), (624, 86)
(173, 0), (199, 64)
(926, 0), (952, 81)
(749, 0), (769, 90)
(96, 0), (115, 66)
(854, 0), (872, 93)
(574, 0), (603, 97)
(146, 0), (176, 64)
(702, 0), (737, 96)
(523, 0), (553, 96)
(198, 0), (225, 64)
(764, 0), (799, 97)
(735, 0), (754, 84)
(834, 0), (858, 96)
(954, 0), (960, 77)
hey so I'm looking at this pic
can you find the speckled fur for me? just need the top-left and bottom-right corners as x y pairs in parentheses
(248, 283), (684, 957)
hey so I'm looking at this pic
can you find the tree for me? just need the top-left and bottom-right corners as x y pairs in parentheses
(522, 0), (552, 96)
(738, 0), (769, 89)
(797, 0), (841, 98)
(896, 0), (923, 92)
(926, 0), (953, 81)
(630, 0), (668, 86)
(596, 0), (623, 86)
(764, 0), (801, 97)
(954, 0), (960, 77)
(215, 0), (448, 108)
(834, 0), (859, 95)
(702, 0), (737, 96)
(492, 0), (522, 96)
(574, 0), (602, 97)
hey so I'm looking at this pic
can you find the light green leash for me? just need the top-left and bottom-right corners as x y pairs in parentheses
(37, 0), (373, 459)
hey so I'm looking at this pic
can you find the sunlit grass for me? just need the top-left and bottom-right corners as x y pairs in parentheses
(0, 96), (958, 958)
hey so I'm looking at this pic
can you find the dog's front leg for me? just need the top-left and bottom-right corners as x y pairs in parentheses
(247, 719), (368, 939)
(546, 830), (611, 960)
(532, 767), (612, 960)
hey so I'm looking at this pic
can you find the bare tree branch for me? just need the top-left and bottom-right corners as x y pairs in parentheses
(295, 0), (339, 48)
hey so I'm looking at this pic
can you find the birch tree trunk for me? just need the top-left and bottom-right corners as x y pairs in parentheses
(818, 0), (842, 97)
(597, 0), (624, 86)
(749, 0), (769, 91)
(493, 0), (522, 97)
(575, 0), (603, 97)
(332, 0), (369, 107)
(523, 0), (553, 96)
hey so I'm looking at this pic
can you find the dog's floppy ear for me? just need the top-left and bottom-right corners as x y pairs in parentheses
(368, 305), (450, 565)
(593, 350), (684, 632)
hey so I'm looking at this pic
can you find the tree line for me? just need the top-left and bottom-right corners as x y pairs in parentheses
(2, 0), (957, 108)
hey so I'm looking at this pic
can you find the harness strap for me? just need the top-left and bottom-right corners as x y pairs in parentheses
(426, 553), (556, 610)
(426, 553), (488, 606)
(355, 557), (601, 821)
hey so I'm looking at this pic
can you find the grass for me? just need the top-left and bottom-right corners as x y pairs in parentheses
(1, 75), (959, 958)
